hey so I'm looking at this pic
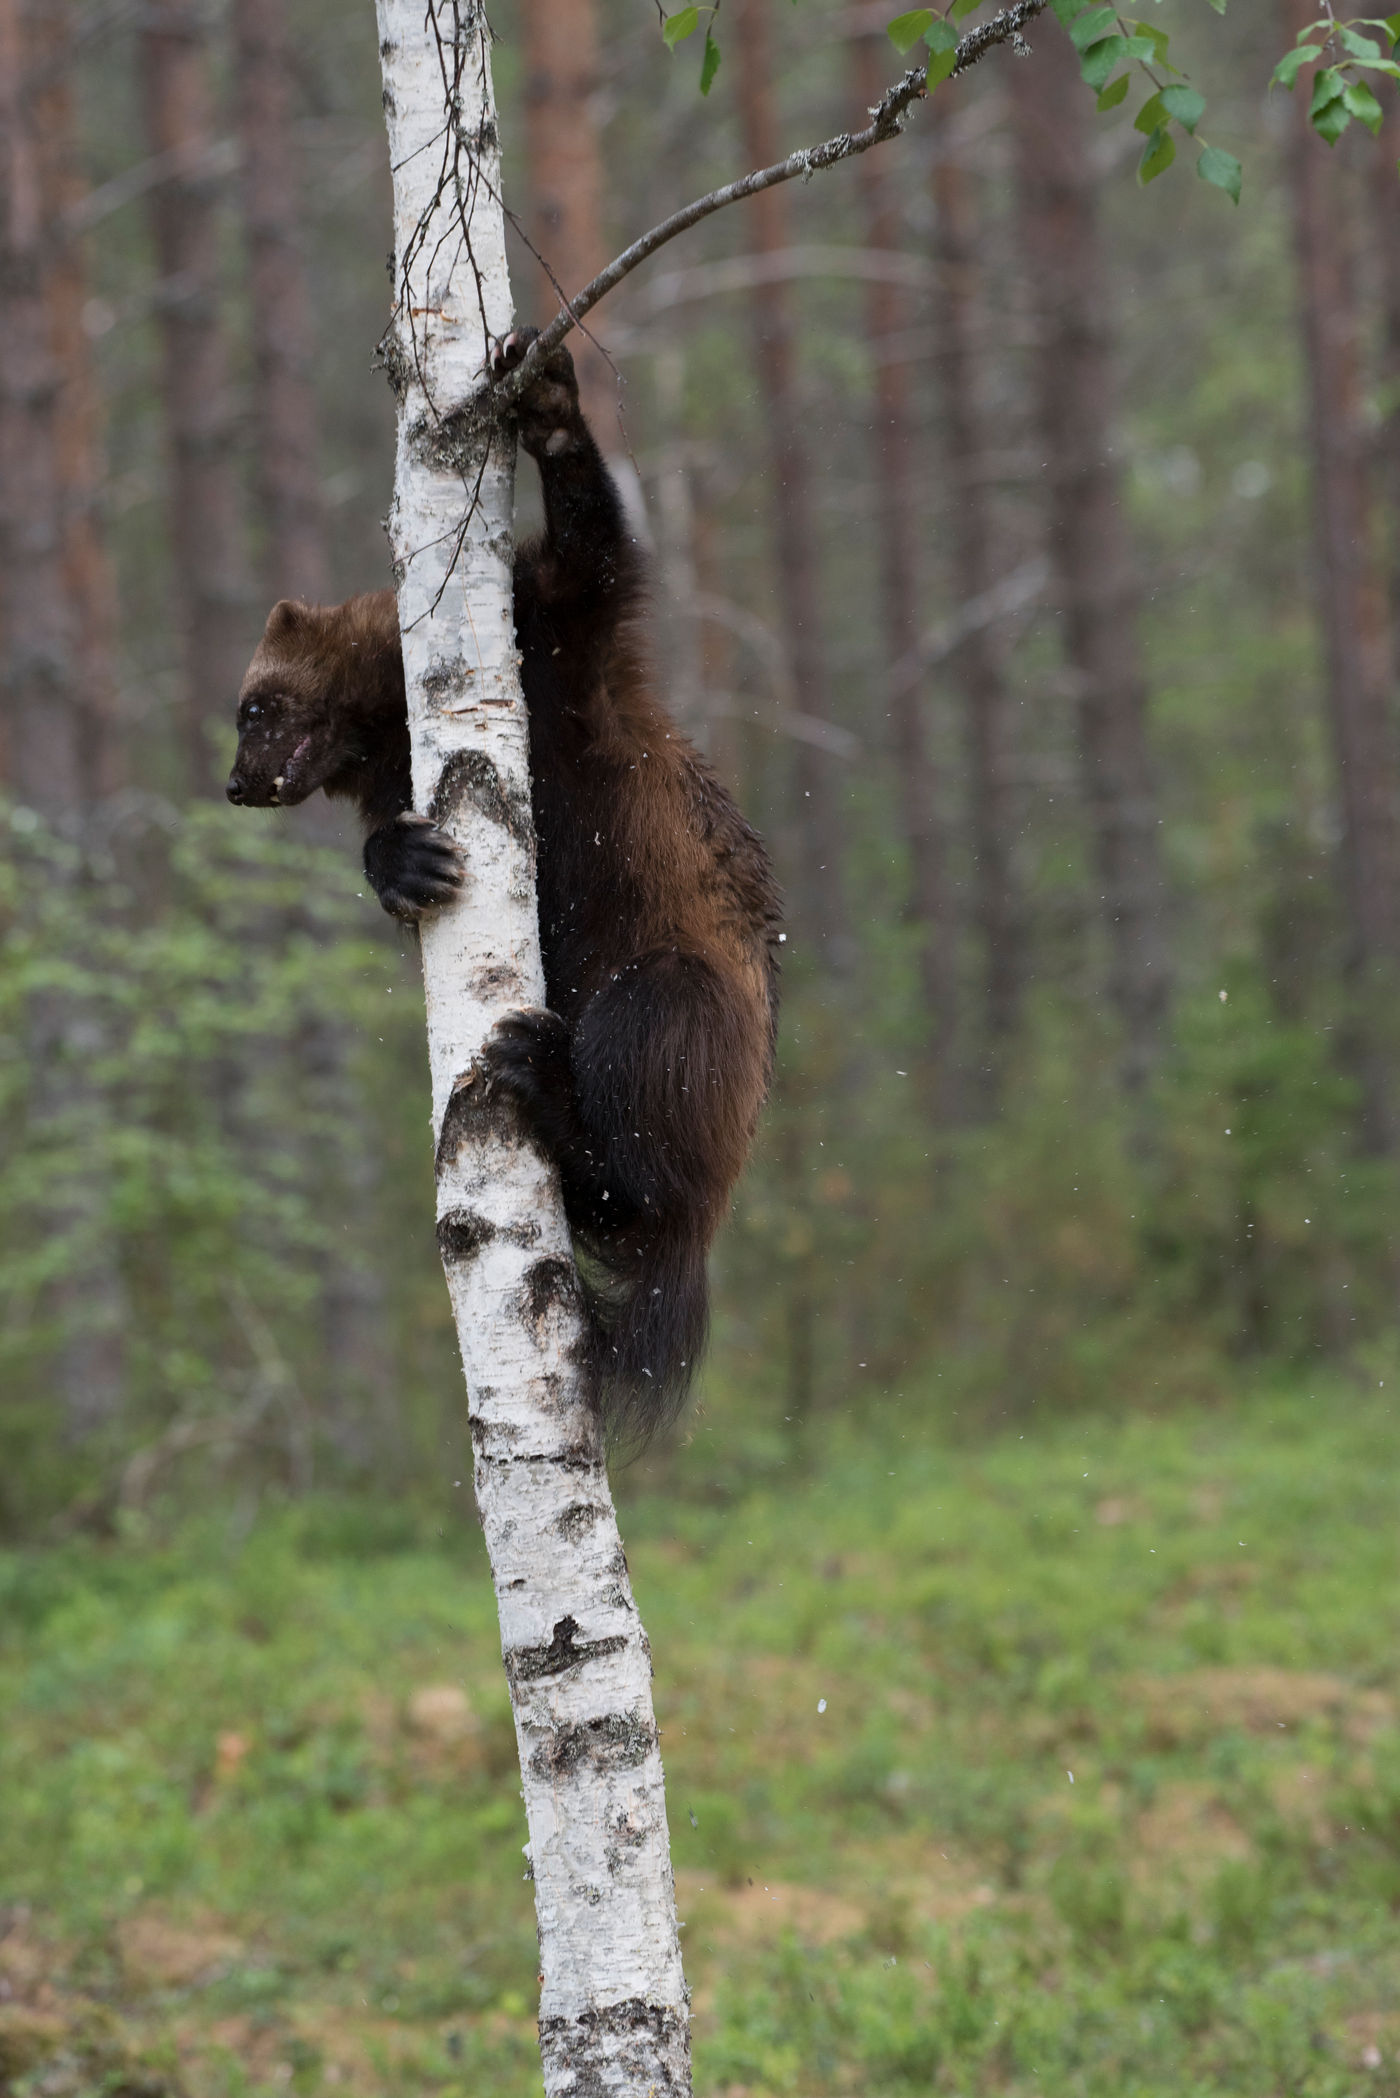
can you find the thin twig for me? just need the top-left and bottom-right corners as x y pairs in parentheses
(493, 0), (1049, 401)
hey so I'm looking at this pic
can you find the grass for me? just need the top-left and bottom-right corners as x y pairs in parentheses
(3, 1378), (1400, 2096)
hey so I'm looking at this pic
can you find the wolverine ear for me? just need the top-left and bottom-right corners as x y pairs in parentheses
(266, 598), (313, 638)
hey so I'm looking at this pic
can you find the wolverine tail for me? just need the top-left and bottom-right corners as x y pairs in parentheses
(578, 1220), (710, 1446)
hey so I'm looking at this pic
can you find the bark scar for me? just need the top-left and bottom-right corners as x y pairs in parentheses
(436, 1064), (533, 1176)
(437, 1205), (542, 1263)
(506, 1613), (628, 1686)
(528, 1709), (656, 1780)
(429, 747), (533, 845)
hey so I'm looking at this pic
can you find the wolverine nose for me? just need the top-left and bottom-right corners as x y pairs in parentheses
(226, 773), (245, 804)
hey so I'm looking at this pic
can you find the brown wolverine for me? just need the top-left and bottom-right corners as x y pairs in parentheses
(227, 330), (781, 1434)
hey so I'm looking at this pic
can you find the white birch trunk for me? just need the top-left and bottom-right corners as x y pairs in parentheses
(373, 6), (691, 2091)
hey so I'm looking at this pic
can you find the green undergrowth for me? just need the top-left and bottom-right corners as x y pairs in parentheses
(3, 1379), (1400, 2095)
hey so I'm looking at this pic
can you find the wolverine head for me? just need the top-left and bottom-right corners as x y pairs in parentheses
(227, 599), (349, 809)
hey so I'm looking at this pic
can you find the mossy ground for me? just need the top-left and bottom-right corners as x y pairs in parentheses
(3, 1380), (1400, 2096)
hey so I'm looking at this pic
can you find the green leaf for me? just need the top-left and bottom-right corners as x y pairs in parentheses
(1138, 124), (1176, 182)
(1080, 33), (1152, 89)
(1339, 23), (1385, 58)
(1313, 95), (1353, 142)
(1096, 71), (1131, 109)
(1135, 90), (1166, 133)
(1204, 0), (1226, 12)
(1296, 16), (1328, 40)
(1196, 143), (1242, 202)
(1343, 79), (1385, 132)
(699, 24), (720, 91)
(950, 0), (981, 17)
(1387, 12), (1400, 44)
(1160, 83), (1206, 131)
(1309, 65), (1346, 112)
(1125, 18), (1169, 61)
(1067, 5), (1117, 51)
(887, 7), (934, 52)
(662, 4), (699, 46)
(1272, 43), (1322, 88)
(1049, 0), (1087, 25)
(922, 12), (960, 82)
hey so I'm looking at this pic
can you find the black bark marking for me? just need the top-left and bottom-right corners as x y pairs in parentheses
(374, 324), (411, 404)
(604, 1798), (650, 1877)
(468, 1416), (600, 1470)
(538, 2001), (691, 2098)
(529, 1709), (655, 1782)
(506, 1613), (628, 1686)
(421, 654), (474, 708)
(555, 1500), (602, 1541)
(429, 747), (532, 845)
(406, 399), (494, 477)
(435, 1067), (516, 1174)
(438, 1206), (543, 1264)
(437, 1209), (496, 1266)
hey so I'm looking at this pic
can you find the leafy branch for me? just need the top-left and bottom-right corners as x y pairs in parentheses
(495, 0), (1049, 402)
(884, 0), (1242, 198)
(1272, 11), (1400, 143)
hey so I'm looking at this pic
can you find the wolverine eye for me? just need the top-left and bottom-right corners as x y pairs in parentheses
(244, 701), (263, 721)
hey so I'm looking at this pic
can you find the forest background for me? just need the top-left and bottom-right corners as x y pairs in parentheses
(5, 1), (1400, 2093)
(8, 0), (1400, 1511)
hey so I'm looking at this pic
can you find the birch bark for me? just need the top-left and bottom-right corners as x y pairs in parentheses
(373, 7), (690, 2092)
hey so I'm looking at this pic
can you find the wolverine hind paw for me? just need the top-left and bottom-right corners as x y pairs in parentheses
(490, 328), (582, 460)
(481, 1007), (571, 1110)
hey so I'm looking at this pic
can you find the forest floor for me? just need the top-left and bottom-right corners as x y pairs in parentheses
(3, 1380), (1400, 2097)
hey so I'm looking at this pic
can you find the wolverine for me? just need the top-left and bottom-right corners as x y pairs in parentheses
(227, 329), (781, 1432)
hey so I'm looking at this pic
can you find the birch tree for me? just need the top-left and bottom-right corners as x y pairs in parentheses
(374, 9), (689, 2093)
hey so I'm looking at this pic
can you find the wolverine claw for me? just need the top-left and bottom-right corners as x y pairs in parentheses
(490, 326), (540, 379)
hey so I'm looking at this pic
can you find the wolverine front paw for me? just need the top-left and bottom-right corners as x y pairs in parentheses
(490, 328), (583, 461)
(363, 812), (464, 920)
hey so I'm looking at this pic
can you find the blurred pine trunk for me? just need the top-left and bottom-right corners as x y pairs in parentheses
(732, 0), (849, 966)
(1366, 96), (1400, 683)
(140, 0), (253, 794)
(931, 138), (1022, 1109)
(518, 0), (618, 445)
(233, 0), (328, 609)
(1284, 0), (1400, 1151)
(33, 0), (123, 804)
(854, 32), (956, 1102)
(0, 0), (125, 1437)
(0, 0), (82, 812)
(233, 0), (395, 1469)
(1009, 23), (1172, 1091)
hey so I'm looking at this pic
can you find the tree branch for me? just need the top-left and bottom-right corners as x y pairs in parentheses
(494, 0), (1049, 400)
